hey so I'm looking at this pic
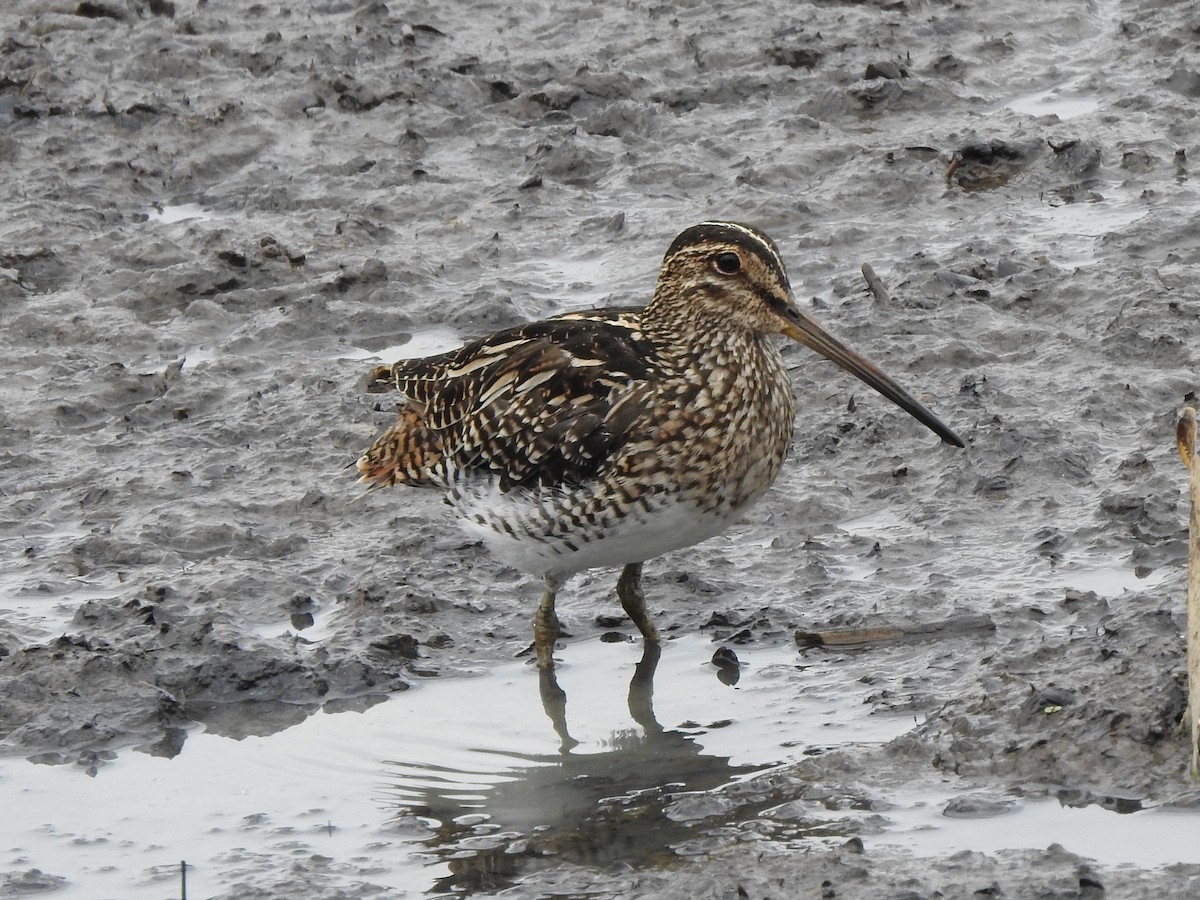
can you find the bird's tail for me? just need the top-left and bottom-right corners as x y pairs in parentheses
(355, 404), (444, 491)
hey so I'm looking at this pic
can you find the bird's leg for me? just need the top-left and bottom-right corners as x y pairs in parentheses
(617, 562), (660, 644)
(533, 576), (562, 669)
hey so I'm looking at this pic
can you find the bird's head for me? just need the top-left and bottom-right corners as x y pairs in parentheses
(651, 221), (964, 448)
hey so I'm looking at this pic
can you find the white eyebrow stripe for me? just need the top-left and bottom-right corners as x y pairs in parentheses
(695, 220), (788, 278)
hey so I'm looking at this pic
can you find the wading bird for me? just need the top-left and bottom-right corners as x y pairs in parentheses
(357, 222), (964, 668)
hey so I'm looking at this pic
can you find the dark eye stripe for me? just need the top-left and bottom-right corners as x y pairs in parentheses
(753, 283), (789, 312)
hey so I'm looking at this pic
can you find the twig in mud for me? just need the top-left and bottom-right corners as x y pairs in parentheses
(861, 262), (892, 305)
(1174, 406), (1200, 778)
(794, 613), (995, 650)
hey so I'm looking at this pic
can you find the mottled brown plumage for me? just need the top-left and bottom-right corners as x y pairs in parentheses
(358, 221), (963, 668)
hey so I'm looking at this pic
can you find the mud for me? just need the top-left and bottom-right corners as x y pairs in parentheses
(4, 0), (1200, 896)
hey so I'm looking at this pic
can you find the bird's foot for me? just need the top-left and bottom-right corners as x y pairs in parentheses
(517, 623), (571, 662)
(532, 590), (562, 669)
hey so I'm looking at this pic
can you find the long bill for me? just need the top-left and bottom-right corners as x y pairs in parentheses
(779, 307), (965, 448)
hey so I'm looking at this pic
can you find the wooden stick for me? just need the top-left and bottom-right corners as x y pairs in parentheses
(945, 154), (963, 182)
(1175, 406), (1200, 777)
(861, 262), (891, 304)
(795, 613), (995, 650)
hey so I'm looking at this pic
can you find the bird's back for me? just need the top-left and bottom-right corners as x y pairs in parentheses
(357, 308), (660, 494)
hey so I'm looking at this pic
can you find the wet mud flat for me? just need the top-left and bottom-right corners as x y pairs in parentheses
(4, 0), (1200, 896)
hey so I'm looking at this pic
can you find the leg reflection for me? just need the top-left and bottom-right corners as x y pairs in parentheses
(538, 665), (580, 753)
(538, 640), (667, 752)
(627, 641), (663, 735)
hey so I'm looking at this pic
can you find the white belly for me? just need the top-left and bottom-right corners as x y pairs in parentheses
(454, 489), (744, 580)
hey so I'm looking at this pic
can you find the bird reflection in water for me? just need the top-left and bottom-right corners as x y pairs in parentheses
(392, 641), (766, 895)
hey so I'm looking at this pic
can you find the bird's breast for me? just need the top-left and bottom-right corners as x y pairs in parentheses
(443, 334), (797, 578)
(628, 336), (797, 514)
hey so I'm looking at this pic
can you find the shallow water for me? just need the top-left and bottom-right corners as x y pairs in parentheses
(2, 634), (891, 897)
(5, 632), (1198, 897)
(140, 203), (220, 225)
(880, 795), (1200, 869)
(0, 520), (118, 637)
(336, 325), (465, 365)
(994, 80), (1100, 120)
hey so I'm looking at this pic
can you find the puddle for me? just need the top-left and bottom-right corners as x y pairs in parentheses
(140, 203), (220, 225)
(4, 726), (434, 900)
(336, 325), (464, 365)
(520, 255), (627, 308)
(180, 345), (221, 371)
(877, 792), (1200, 868)
(4, 630), (1199, 895)
(1056, 562), (1170, 597)
(1028, 195), (1149, 238)
(0, 520), (118, 638)
(993, 79), (1100, 120)
(381, 636), (910, 815)
(246, 597), (340, 643)
(0, 634), (907, 897)
(987, 0), (1120, 122)
(964, 176), (1151, 268)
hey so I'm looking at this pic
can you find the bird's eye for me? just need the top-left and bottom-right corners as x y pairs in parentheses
(713, 252), (741, 275)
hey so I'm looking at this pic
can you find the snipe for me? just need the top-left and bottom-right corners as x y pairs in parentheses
(357, 222), (964, 667)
